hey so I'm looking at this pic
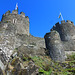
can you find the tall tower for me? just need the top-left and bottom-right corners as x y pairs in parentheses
(52, 20), (75, 41)
(1, 10), (29, 35)
(44, 20), (75, 62)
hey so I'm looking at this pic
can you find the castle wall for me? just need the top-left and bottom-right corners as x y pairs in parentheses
(44, 31), (65, 62)
(1, 10), (29, 35)
(52, 20), (75, 41)
(45, 20), (75, 62)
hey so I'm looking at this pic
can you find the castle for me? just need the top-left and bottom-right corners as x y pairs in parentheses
(1, 10), (29, 35)
(0, 10), (45, 66)
(44, 20), (75, 62)
(0, 9), (75, 63)
(0, 10), (30, 64)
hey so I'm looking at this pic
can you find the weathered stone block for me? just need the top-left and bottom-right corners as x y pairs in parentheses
(44, 31), (65, 62)
(44, 20), (75, 62)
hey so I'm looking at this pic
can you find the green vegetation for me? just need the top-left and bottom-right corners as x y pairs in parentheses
(10, 53), (75, 75)
(30, 54), (75, 75)
(39, 68), (52, 75)
(67, 53), (75, 61)
(11, 58), (19, 66)
(31, 56), (52, 75)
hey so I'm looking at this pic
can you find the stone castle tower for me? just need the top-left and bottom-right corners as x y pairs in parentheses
(44, 20), (75, 62)
(52, 20), (75, 41)
(1, 10), (29, 35)
(0, 10), (30, 62)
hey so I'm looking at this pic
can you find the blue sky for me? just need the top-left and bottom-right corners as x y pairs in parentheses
(0, 0), (75, 37)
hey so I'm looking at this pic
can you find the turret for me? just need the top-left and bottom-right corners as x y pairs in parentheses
(44, 20), (75, 62)
(51, 20), (75, 41)
(1, 10), (29, 35)
(44, 30), (65, 62)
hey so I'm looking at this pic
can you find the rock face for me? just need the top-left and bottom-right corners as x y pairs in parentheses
(0, 10), (45, 72)
(44, 20), (75, 62)
(0, 67), (3, 75)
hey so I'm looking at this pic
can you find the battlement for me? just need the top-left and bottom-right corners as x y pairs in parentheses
(20, 12), (25, 17)
(25, 16), (29, 21)
(5, 10), (11, 15)
(12, 10), (18, 14)
(44, 20), (75, 62)
(1, 10), (29, 35)
(55, 20), (74, 26)
(2, 10), (28, 23)
(51, 20), (75, 41)
(4, 10), (25, 17)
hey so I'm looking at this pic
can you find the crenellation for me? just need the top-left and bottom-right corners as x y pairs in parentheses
(66, 20), (71, 23)
(61, 20), (65, 24)
(1, 10), (29, 35)
(20, 12), (25, 17)
(5, 10), (10, 16)
(25, 16), (29, 21)
(71, 21), (73, 24)
(55, 22), (61, 29)
(44, 20), (75, 62)
(55, 22), (59, 26)
(55, 20), (74, 25)
(51, 25), (56, 31)
(12, 10), (18, 14)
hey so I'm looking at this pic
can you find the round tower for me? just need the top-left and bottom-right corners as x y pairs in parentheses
(1, 10), (29, 35)
(55, 20), (75, 41)
(44, 30), (65, 62)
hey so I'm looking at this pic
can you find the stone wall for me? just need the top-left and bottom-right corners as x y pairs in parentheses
(1, 10), (29, 35)
(44, 20), (75, 62)
(44, 31), (65, 62)
(52, 20), (75, 41)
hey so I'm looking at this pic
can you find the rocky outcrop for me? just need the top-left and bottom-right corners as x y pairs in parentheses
(44, 20), (75, 62)
(0, 10), (45, 73)
(0, 67), (3, 75)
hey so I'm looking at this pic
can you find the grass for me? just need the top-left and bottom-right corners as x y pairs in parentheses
(31, 56), (52, 75)
(10, 53), (75, 75)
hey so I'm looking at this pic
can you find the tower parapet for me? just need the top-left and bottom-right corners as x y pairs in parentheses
(44, 20), (75, 62)
(1, 10), (29, 35)
(61, 20), (65, 23)
(51, 20), (75, 41)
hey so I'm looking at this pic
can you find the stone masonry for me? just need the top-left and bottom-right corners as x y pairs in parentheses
(1, 10), (29, 35)
(44, 20), (75, 62)
(0, 10), (45, 67)
(0, 10), (30, 64)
